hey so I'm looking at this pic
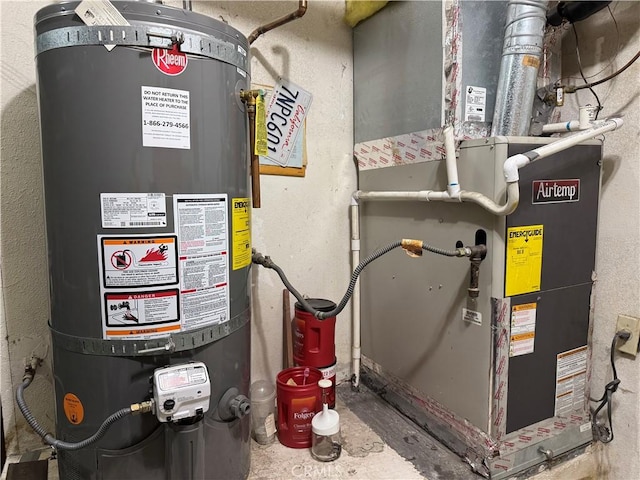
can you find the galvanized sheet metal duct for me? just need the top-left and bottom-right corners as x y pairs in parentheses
(491, 0), (548, 136)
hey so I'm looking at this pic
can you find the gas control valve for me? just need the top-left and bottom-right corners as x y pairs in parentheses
(152, 362), (211, 423)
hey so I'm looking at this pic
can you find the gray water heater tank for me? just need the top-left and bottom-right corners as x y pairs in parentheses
(35, 1), (252, 478)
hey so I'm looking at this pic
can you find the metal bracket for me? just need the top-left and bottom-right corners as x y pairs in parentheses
(50, 309), (249, 357)
(36, 23), (248, 72)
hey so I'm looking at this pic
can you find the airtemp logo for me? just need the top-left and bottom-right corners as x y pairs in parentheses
(152, 47), (188, 76)
(532, 179), (580, 204)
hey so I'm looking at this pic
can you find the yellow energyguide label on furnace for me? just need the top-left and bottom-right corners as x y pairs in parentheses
(232, 198), (251, 270)
(505, 225), (543, 297)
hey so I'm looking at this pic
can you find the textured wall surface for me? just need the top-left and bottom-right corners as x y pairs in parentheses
(1, 0), (52, 455)
(0, 0), (354, 454)
(560, 2), (640, 478)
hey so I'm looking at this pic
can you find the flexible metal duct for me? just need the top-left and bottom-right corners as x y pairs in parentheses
(492, 0), (548, 136)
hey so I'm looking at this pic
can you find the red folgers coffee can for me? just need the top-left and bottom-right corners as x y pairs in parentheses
(276, 367), (322, 448)
(293, 299), (336, 368)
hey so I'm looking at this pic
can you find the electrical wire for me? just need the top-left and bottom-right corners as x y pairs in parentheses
(16, 364), (145, 451)
(590, 331), (630, 444)
(562, 5), (639, 98)
(557, 4), (620, 84)
(572, 24), (602, 119)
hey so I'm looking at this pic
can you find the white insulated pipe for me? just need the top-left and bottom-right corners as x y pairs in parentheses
(350, 200), (361, 388)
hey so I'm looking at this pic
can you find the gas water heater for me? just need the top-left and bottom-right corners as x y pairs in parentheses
(33, 2), (252, 478)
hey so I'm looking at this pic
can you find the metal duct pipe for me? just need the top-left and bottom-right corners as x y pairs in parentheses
(491, 0), (548, 136)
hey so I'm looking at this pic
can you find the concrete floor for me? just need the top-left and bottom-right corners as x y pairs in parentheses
(1, 385), (601, 480)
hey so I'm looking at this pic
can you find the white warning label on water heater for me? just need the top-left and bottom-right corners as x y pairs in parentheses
(174, 194), (230, 330)
(100, 193), (167, 228)
(100, 236), (178, 288)
(141, 86), (190, 149)
(98, 234), (182, 340)
(105, 290), (179, 327)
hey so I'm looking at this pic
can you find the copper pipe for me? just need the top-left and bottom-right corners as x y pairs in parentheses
(248, 0), (308, 45)
(240, 90), (261, 208)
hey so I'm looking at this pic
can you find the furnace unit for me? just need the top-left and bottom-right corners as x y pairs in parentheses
(359, 137), (601, 478)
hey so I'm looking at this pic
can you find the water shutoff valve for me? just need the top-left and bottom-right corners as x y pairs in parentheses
(152, 362), (211, 423)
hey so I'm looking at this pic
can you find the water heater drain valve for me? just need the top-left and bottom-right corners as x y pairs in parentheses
(152, 362), (211, 423)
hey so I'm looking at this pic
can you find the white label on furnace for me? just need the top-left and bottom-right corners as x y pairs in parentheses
(141, 86), (190, 149)
(465, 86), (487, 122)
(174, 194), (230, 330)
(100, 193), (167, 228)
(462, 308), (482, 326)
(554, 345), (587, 417)
(509, 303), (536, 357)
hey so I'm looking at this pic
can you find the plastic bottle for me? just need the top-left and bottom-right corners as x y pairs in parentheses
(311, 379), (341, 462)
(250, 380), (276, 444)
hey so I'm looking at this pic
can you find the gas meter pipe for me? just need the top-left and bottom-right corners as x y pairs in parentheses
(241, 90), (262, 208)
(252, 240), (478, 320)
(16, 359), (152, 451)
(248, 0), (308, 44)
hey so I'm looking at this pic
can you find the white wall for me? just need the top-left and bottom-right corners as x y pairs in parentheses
(0, 0), (354, 454)
(560, 2), (640, 478)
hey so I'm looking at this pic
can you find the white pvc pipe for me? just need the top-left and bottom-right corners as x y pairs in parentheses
(443, 126), (461, 198)
(541, 105), (595, 134)
(350, 200), (361, 388)
(355, 190), (458, 202)
(541, 120), (582, 134)
(459, 183), (520, 216)
(505, 118), (623, 182)
(356, 118), (622, 212)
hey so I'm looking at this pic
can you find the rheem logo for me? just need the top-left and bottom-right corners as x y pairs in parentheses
(152, 47), (188, 76)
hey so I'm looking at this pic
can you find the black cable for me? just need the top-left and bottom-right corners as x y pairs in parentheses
(572, 24), (602, 119)
(590, 330), (630, 443)
(252, 240), (465, 320)
(550, 4), (620, 89)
